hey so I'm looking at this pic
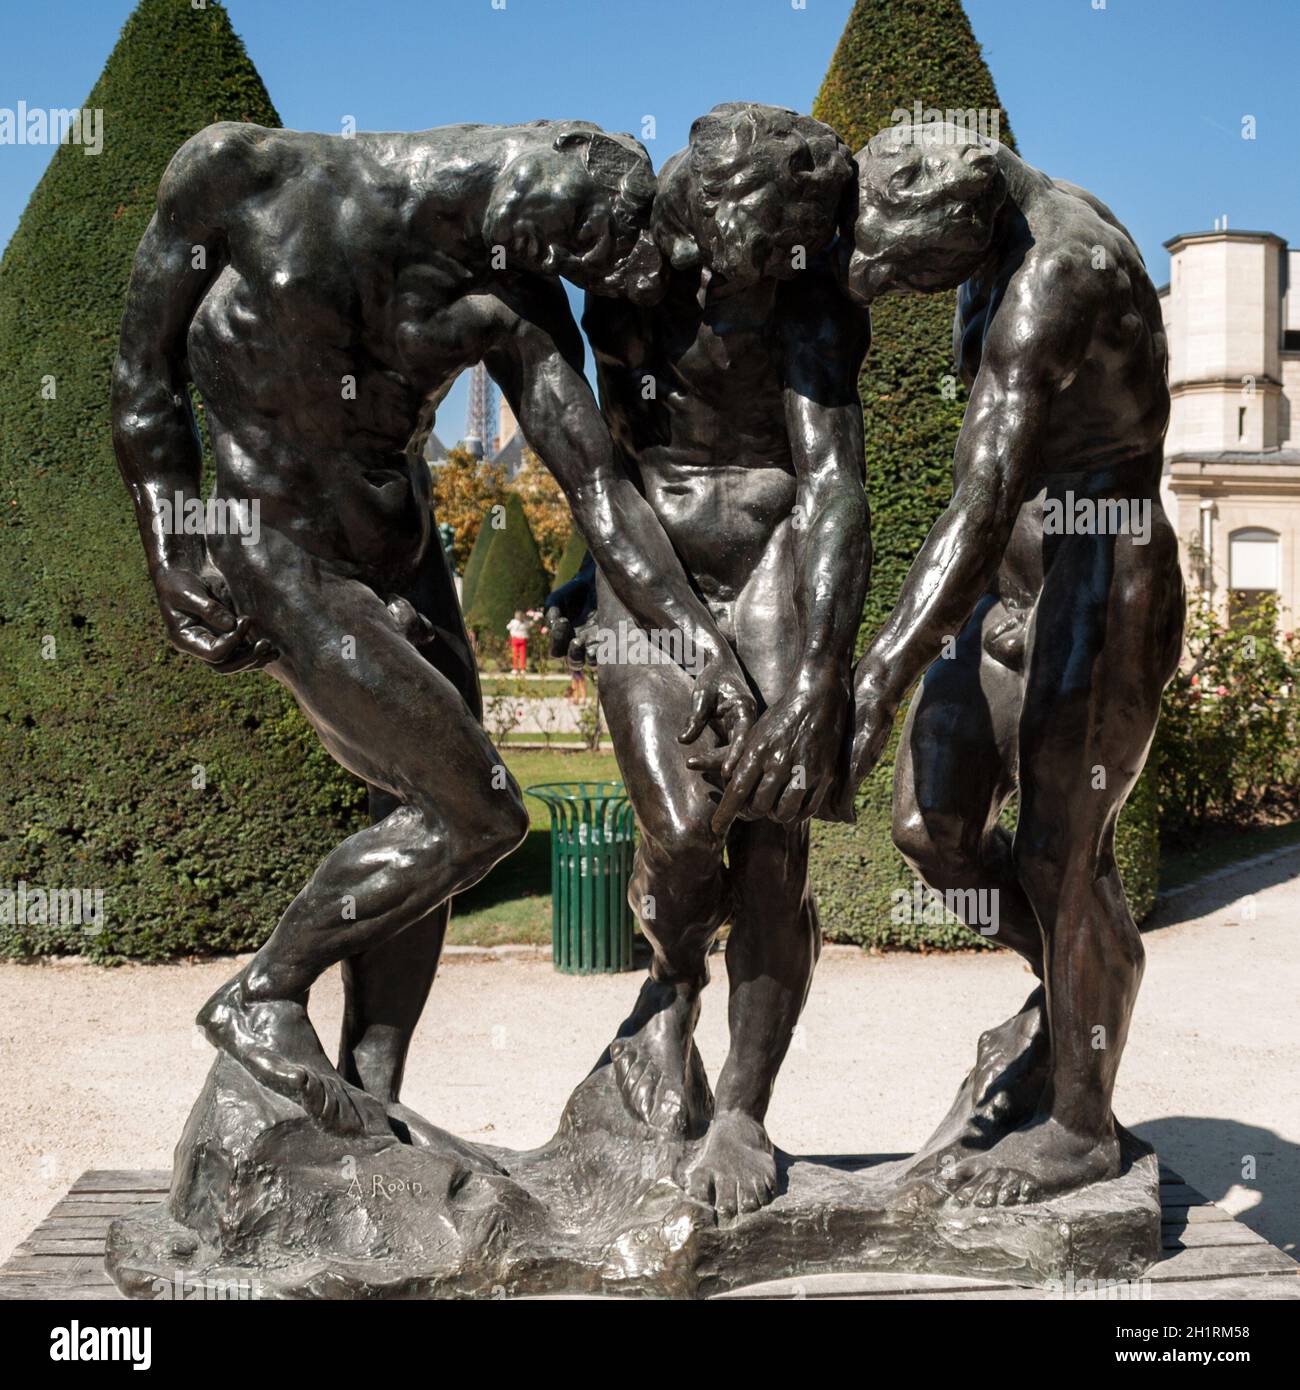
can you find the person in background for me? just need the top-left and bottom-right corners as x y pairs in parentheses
(507, 610), (531, 672)
(544, 551), (598, 701)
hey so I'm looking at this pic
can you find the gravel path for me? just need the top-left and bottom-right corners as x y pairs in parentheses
(2, 847), (1296, 1263)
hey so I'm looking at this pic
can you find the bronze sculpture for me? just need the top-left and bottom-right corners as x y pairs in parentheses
(838, 121), (1183, 1207)
(104, 110), (1179, 1298)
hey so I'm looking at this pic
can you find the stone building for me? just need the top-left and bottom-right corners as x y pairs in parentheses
(1160, 227), (1300, 623)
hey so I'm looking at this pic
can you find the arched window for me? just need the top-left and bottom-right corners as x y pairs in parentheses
(1228, 527), (1280, 591)
(1228, 527), (1280, 624)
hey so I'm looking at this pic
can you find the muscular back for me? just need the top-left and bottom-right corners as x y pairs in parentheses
(175, 124), (517, 445)
(952, 176), (1172, 618)
(148, 122), (584, 574)
(955, 182), (1170, 483)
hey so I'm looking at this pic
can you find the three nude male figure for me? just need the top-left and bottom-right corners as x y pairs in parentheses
(114, 104), (1178, 1216)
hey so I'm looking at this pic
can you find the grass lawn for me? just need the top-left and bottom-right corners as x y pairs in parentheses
(446, 747), (622, 947)
(494, 733), (606, 747)
(479, 677), (573, 698)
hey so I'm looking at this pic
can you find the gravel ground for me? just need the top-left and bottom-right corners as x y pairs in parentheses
(1, 846), (1296, 1263)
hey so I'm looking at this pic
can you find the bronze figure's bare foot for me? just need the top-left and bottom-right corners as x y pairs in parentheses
(679, 1110), (777, 1219)
(608, 979), (713, 1138)
(910, 1116), (1122, 1209)
(909, 987), (1049, 1175)
(198, 978), (386, 1137)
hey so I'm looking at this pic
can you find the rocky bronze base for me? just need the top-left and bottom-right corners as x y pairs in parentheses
(105, 1055), (1160, 1299)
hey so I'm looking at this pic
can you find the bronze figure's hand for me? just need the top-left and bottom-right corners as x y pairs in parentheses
(704, 669), (846, 835)
(678, 650), (757, 769)
(152, 565), (276, 673)
(848, 664), (899, 786)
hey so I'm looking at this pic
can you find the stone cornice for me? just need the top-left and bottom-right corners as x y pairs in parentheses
(1169, 376), (1282, 394)
(1166, 455), (1300, 496)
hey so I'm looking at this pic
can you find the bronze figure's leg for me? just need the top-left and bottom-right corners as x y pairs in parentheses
(893, 594), (1051, 1171)
(337, 539), (484, 1104)
(676, 525), (824, 1216)
(598, 621), (726, 1140)
(933, 520), (1183, 1206)
(197, 526), (527, 1136)
(679, 817), (819, 1216)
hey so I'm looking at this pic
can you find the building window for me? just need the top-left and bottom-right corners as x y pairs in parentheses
(1228, 527), (1280, 623)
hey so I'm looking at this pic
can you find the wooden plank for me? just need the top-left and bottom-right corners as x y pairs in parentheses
(1162, 1222), (1269, 1250)
(34, 1214), (119, 1228)
(14, 1245), (111, 1267)
(1148, 1242), (1300, 1281)
(0, 1279), (124, 1302)
(0, 1252), (109, 1274)
(1162, 1204), (1235, 1224)
(32, 1217), (117, 1232)
(69, 1170), (168, 1195)
(50, 1196), (159, 1216)
(0, 1274), (115, 1293)
(20, 1228), (113, 1245)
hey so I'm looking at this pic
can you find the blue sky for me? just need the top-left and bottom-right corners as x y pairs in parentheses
(3, 0), (1296, 438)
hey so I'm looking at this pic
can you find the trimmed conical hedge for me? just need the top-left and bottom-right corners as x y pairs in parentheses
(551, 529), (588, 589)
(0, 0), (366, 961)
(459, 505), (497, 615)
(465, 494), (549, 641)
(808, 0), (1157, 944)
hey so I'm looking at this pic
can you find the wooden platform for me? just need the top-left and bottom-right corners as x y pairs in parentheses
(2, 1164), (1297, 1300)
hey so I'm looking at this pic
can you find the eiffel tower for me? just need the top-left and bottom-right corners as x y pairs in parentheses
(463, 362), (497, 459)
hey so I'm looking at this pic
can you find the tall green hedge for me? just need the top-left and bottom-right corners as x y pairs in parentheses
(551, 529), (587, 589)
(465, 494), (549, 640)
(808, 0), (1158, 946)
(459, 507), (497, 614)
(0, 0), (366, 961)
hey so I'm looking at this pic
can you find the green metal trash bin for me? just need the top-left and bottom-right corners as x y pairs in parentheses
(524, 781), (637, 974)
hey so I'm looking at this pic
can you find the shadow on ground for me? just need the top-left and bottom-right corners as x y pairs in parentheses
(1131, 1116), (1298, 1257)
(1147, 844), (1300, 932)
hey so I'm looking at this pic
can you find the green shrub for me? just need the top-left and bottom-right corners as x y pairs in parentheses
(0, 0), (367, 962)
(458, 505), (497, 614)
(1154, 593), (1299, 845)
(465, 494), (549, 642)
(809, 0), (1159, 945)
(551, 530), (588, 589)
(1116, 764), (1160, 922)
